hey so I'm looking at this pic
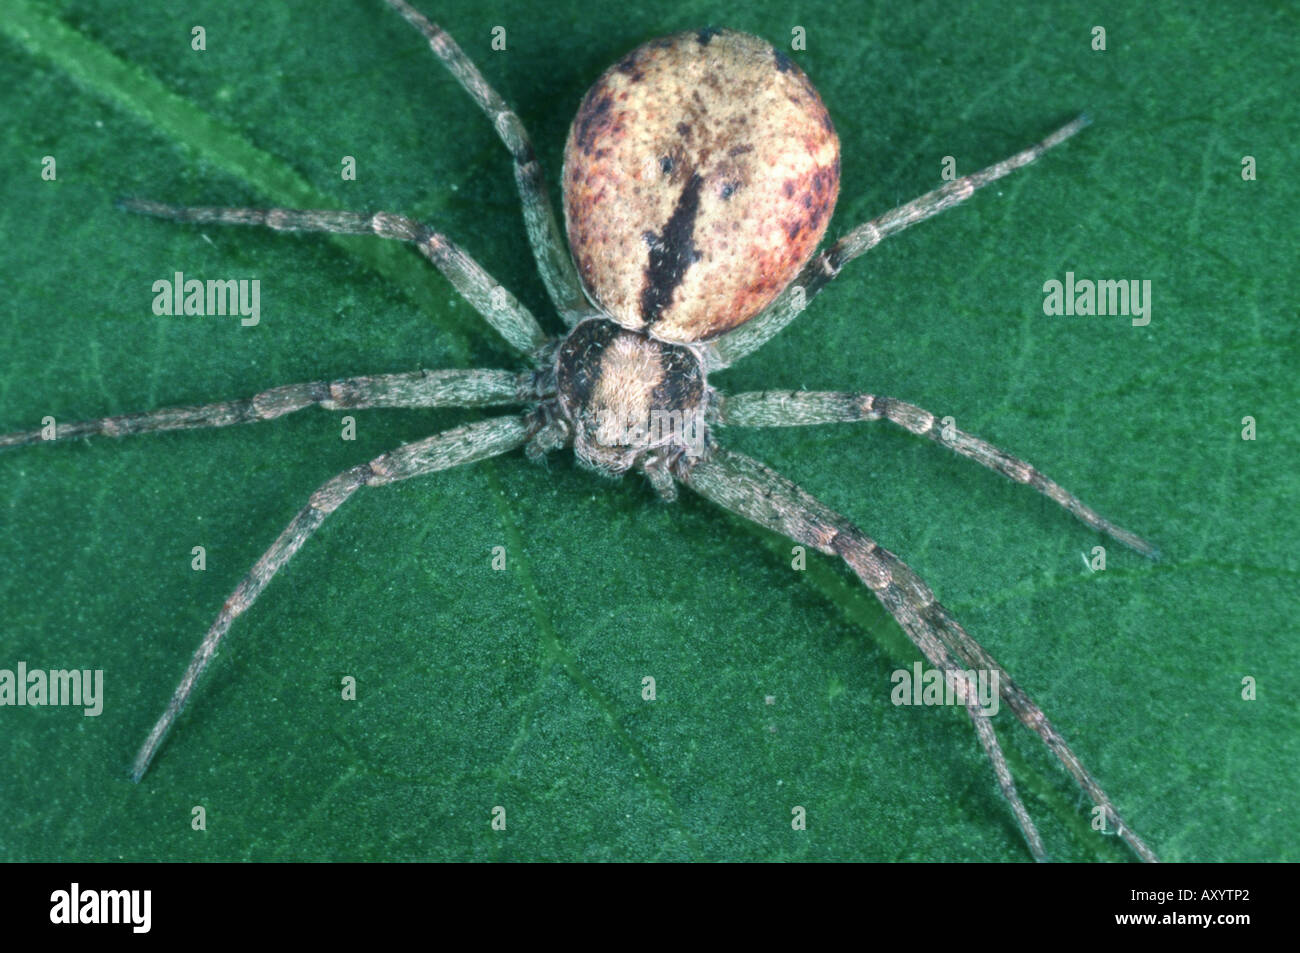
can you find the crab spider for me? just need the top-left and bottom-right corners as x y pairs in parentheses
(0, 0), (1158, 862)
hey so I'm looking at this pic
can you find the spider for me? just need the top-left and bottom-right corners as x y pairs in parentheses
(1, 0), (1159, 862)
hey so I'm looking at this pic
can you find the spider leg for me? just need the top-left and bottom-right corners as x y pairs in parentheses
(130, 414), (531, 781)
(707, 116), (1090, 368)
(0, 368), (533, 450)
(119, 200), (549, 356)
(922, 598), (1158, 863)
(381, 0), (591, 325)
(715, 389), (1158, 557)
(677, 446), (1157, 862)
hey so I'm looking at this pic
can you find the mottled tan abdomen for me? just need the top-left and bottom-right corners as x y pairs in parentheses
(562, 29), (840, 344)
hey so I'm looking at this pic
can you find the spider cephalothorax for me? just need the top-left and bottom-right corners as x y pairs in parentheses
(552, 318), (712, 493)
(1, 0), (1162, 861)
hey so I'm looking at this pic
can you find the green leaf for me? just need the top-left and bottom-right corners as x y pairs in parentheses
(1, 0), (1295, 861)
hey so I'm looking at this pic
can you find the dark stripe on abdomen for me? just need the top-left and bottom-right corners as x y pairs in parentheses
(640, 172), (704, 325)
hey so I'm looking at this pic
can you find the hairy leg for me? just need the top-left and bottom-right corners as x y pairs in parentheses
(120, 200), (550, 355)
(1, 369), (531, 450)
(707, 116), (1089, 368)
(677, 445), (1157, 862)
(382, 0), (591, 324)
(715, 389), (1157, 557)
(131, 414), (531, 780)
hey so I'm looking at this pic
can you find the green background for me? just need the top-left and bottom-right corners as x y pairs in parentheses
(1, 0), (1294, 861)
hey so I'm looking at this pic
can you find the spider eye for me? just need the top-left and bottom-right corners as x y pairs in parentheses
(659, 156), (673, 174)
(720, 183), (736, 199)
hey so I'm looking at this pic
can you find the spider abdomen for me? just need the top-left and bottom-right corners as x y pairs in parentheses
(555, 318), (708, 476)
(562, 29), (840, 345)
